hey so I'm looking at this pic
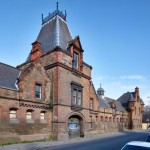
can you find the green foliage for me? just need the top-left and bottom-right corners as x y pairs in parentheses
(0, 137), (54, 146)
(49, 101), (54, 110)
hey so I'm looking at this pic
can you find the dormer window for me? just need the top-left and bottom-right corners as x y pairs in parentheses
(35, 84), (42, 99)
(73, 52), (78, 69)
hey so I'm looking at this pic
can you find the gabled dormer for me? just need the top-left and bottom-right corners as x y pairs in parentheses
(68, 36), (84, 72)
(111, 100), (116, 109)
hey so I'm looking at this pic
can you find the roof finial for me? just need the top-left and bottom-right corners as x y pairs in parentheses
(56, 2), (59, 10)
(65, 10), (67, 20)
(100, 84), (102, 88)
(41, 14), (44, 24)
(65, 10), (67, 16)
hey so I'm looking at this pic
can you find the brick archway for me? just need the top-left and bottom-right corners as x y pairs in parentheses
(67, 112), (85, 138)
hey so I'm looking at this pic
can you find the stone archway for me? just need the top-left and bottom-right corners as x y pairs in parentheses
(68, 114), (84, 138)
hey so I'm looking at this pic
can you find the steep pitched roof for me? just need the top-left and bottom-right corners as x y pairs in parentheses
(97, 94), (126, 112)
(117, 92), (135, 109)
(0, 62), (20, 90)
(26, 8), (72, 62)
(98, 96), (110, 109)
(105, 97), (126, 112)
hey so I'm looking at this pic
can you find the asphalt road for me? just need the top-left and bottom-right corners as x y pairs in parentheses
(40, 131), (149, 150)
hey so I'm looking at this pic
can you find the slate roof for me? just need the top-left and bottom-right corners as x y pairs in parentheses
(97, 95), (126, 112)
(26, 8), (72, 62)
(98, 96), (111, 109)
(0, 62), (20, 90)
(117, 92), (135, 109)
(105, 97), (126, 112)
(117, 92), (145, 110)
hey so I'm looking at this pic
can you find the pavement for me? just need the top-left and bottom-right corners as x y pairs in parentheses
(0, 130), (147, 150)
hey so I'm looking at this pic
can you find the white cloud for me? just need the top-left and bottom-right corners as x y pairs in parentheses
(120, 85), (136, 90)
(92, 74), (149, 101)
(96, 76), (108, 80)
(120, 75), (145, 80)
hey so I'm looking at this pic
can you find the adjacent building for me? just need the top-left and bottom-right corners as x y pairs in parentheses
(0, 4), (144, 144)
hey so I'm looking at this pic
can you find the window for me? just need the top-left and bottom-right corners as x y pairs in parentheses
(109, 117), (112, 122)
(89, 99), (93, 109)
(10, 109), (17, 119)
(73, 89), (77, 105)
(26, 110), (32, 119)
(35, 84), (42, 99)
(9, 108), (19, 124)
(73, 52), (78, 69)
(78, 91), (82, 106)
(71, 82), (83, 107)
(101, 116), (104, 122)
(96, 116), (98, 122)
(40, 112), (45, 120)
(117, 118), (119, 122)
(40, 111), (47, 123)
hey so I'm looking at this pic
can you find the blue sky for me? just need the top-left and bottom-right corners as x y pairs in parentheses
(0, 0), (150, 104)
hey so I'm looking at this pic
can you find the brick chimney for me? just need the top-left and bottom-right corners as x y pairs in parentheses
(135, 87), (139, 98)
(30, 41), (42, 61)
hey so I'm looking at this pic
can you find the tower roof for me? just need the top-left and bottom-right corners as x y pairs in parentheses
(97, 84), (104, 93)
(26, 3), (72, 62)
(97, 84), (105, 96)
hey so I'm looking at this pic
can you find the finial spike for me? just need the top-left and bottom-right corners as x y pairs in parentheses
(65, 10), (67, 17)
(56, 2), (59, 10)
(41, 14), (44, 23)
(65, 10), (67, 20)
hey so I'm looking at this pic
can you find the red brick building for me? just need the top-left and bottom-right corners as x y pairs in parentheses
(0, 4), (144, 144)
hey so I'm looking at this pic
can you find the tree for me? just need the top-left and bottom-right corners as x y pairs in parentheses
(143, 105), (150, 123)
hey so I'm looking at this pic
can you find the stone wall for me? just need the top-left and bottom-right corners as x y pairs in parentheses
(0, 97), (52, 144)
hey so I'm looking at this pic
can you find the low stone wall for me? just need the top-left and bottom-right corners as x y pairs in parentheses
(0, 123), (51, 144)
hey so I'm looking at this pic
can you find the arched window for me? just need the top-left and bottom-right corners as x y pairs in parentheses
(26, 109), (34, 123)
(40, 111), (47, 123)
(105, 116), (108, 122)
(101, 116), (104, 122)
(40, 111), (46, 120)
(109, 117), (112, 122)
(26, 110), (32, 119)
(9, 108), (19, 123)
(96, 116), (98, 122)
(9, 109), (17, 119)
(117, 118), (119, 123)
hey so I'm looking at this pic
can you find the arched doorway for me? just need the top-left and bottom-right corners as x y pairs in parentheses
(68, 115), (83, 138)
